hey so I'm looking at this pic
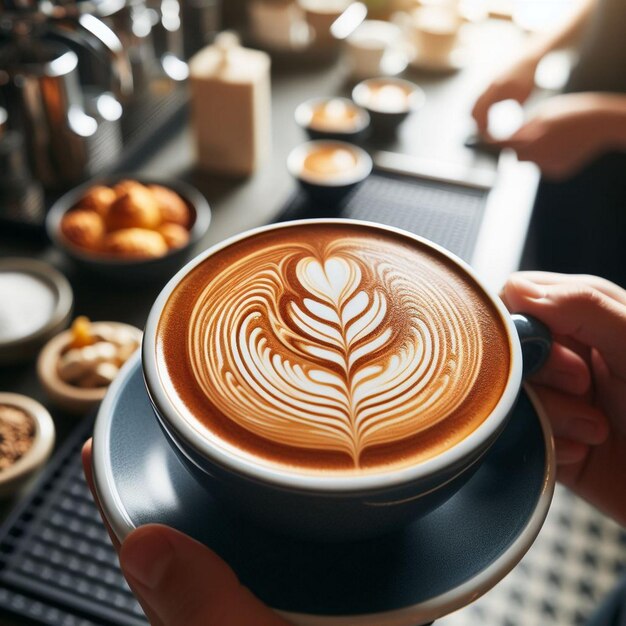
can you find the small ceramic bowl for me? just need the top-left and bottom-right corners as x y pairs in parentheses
(46, 176), (211, 283)
(294, 97), (370, 141)
(0, 258), (74, 365)
(0, 393), (55, 499)
(287, 139), (373, 205)
(37, 321), (143, 415)
(352, 77), (425, 134)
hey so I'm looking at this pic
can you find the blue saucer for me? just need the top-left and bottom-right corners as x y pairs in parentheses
(93, 354), (555, 626)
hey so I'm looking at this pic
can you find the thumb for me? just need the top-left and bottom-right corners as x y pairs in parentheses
(504, 276), (626, 379)
(120, 525), (291, 626)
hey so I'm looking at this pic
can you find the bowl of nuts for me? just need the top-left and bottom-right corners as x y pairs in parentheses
(37, 316), (142, 414)
(46, 176), (211, 283)
(0, 393), (55, 498)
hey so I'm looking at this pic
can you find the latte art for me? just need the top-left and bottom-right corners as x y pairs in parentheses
(157, 224), (511, 474)
(188, 243), (482, 467)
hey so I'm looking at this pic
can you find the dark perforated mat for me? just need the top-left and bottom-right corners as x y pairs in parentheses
(277, 170), (490, 263)
(0, 416), (147, 626)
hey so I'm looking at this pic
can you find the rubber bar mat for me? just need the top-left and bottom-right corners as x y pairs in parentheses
(0, 416), (147, 626)
(437, 486), (626, 626)
(277, 171), (490, 264)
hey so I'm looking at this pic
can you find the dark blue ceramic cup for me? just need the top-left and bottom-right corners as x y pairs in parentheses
(142, 220), (551, 542)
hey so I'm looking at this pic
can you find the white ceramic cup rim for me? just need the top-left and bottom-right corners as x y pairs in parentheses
(287, 140), (374, 186)
(142, 219), (523, 494)
(294, 97), (371, 134)
(352, 77), (426, 114)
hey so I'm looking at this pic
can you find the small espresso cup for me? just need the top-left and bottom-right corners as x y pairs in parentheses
(248, 0), (303, 48)
(298, 0), (352, 43)
(286, 140), (373, 205)
(399, 5), (462, 62)
(143, 219), (550, 541)
(344, 20), (405, 79)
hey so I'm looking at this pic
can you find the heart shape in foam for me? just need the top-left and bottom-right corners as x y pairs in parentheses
(297, 256), (359, 307)
(184, 242), (487, 470)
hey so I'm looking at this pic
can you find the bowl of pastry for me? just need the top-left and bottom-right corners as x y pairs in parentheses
(47, 176), (211, 282)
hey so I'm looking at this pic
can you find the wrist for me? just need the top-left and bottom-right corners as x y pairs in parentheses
(522, 31), (561, 68)
(518, 46), (543, 72)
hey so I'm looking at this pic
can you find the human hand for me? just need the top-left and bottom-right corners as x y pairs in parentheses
(81, 440), (291, 626)
(502, 272), (626, 526)
(490, 93), (618, 180)
(471, 54), (539, 134)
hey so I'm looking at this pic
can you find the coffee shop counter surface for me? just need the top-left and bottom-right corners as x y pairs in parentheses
(0, 14), (538, 543)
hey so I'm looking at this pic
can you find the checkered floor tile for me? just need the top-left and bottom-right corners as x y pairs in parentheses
(437, 486), (626, 626)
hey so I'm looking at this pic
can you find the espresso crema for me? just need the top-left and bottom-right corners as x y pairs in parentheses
(309, 100), (362, 132)
(302, 146), (358, 178)
(157, 223), (511, 475)
(361, 81), (411, 113)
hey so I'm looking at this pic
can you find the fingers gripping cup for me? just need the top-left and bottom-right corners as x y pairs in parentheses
(143, 220), (550, 541)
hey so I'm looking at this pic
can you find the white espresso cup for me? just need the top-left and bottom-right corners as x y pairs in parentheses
(249, 0), (304, 48)
(344, 20), (406, 78)
(400, 5), (462, 62)
(298, 0), (352, 43)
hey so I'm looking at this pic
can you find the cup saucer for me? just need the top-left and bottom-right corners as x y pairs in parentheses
(93, 354), (555, 626)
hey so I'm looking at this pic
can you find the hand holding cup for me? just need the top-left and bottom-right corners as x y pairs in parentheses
(502, 271), (626, 525)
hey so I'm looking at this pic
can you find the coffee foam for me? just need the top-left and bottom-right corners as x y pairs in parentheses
(309, 100), (363, 132)
(157, 224), (511, 475)
(362, 82), (411, 113)
(303, 146), (357, 176)
(288, 142), (371, 186)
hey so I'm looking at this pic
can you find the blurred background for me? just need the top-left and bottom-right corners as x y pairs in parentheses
(0, 0), (625, 625)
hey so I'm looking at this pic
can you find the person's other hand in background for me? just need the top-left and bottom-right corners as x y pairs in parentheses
(471, 54), (538, 135)
(81, 440), (291, 626)
(470, 0), (626, 180)
(490, 93), (626, 180)
(472, 0), (597, 135)
(502, 271), (626, 526)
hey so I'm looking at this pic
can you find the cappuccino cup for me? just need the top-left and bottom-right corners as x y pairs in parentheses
(400, 5), (462, 62)
(249, 0), (304, 48)
(298, 0), (352, 43)
(143, 220), (550, 541)
(286, 140), (373, 205)
(352, 77), (425, 134)
(344, 20), (406, 79)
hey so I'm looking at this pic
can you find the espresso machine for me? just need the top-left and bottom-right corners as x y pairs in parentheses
(0, 0), (138, 190)
(0, 0), (219, 228)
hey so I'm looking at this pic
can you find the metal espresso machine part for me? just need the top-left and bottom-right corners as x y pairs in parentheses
(0, 102), (46, 230)
(0, 0), (133, 189)
(0, 0), (220, 229)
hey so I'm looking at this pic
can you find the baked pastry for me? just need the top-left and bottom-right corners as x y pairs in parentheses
(60, 210), (105, 250)
(58, 180), (193, 261)
(105, 186), (162, 231)
(77, 185), (116, 217)
(158, 223), (190, 249)
(102, 228), (168, 258)
(149, 184), (191, 228)
(112, 179), (143, 197)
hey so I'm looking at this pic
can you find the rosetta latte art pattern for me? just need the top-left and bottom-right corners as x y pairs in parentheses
(188, 241), (483, 467)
